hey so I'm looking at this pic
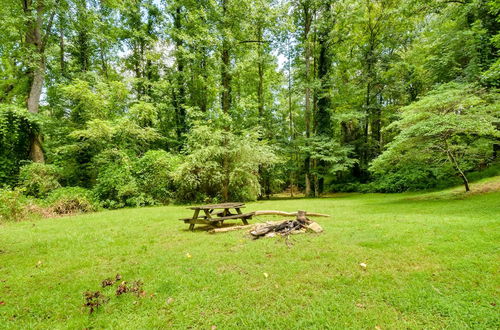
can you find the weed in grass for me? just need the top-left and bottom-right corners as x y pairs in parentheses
(130, 280), (145, 297)
(115, 281), (129, 296)
(101, 278), (115, 288)
(83, 291), (108, 314)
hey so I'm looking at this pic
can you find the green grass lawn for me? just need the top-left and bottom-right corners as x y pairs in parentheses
(1, 181), (499, 329)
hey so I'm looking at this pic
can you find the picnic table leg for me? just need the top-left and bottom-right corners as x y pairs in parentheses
(190, 209), (200, 231)
(235, 208), (247, 224)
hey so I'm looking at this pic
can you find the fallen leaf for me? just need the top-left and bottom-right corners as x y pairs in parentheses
(101, 278), (115, 288)
(359, 262), (367, 270)
(166, 297), (174, 304)
(36, 261), (42, 267)
(0, 301), (5, 306)
(211, 326), (217, 330)
(375, 326), (382, 330)
(356, 303), (365, 309)
(186, 253), (192, 258)
(263, 272), (269, 278)
(116, 281), (129, 296)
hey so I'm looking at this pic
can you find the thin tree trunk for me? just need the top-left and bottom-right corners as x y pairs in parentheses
(303, 3), (313, 197)
(173, 6), (186, 141)
(220, 0), (231, 114)
(446, 146), (470, 192)
(221, 44), (231, 114)
(59, 14), (66, 78)
(257, 25), (264, 119)
(288, 37), (294, 198)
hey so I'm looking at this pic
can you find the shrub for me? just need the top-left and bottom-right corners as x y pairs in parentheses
(18, 162), (61, 198)
(134, 150), (181, 204)
(0, 189), (28, 222)
(46, 187), (100, 215)
(92, 149), (139, 208)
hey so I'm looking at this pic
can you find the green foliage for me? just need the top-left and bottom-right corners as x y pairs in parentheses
(300, 136), (357, 175)
(134, 150), (182, 204)
(18, 163), (62, 198)
(0, 188), (27, 222)
(60, 78), (129, 123)
(0, 105), (38, 187)
(45, 187), (100, 215)
(371, 83), (500, 191)
(1, 0), (499, 203)
(173, 125), (279, 202)
(92, 149), (140, 208)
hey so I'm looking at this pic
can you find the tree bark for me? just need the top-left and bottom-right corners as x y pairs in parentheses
(220, 0), (231, 114)
(59, 13), (66, 78)
(446, 147), (470, 192)
(287, 35), (295, 198)
(303, 2), (313, 197)
(173, 6), (186, 142)
(24, 0), (52, 163)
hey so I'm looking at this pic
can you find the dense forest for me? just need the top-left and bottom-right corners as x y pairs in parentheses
(0, 0), (499, 211)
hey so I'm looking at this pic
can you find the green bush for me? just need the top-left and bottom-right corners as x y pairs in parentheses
(46, 187), (100, 215)
(134, 150), (181, 204)
(0, 189), (28, 222)
(18, 163), (62, 198)
(92, 149), (140, 208)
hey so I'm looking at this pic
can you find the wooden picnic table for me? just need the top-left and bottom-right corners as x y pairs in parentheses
(179, 202), (254, 231)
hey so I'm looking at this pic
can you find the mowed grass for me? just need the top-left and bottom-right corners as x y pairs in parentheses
(1, 181), (499, 329)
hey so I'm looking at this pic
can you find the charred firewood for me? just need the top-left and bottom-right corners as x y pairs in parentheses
(250, 210), (314, 238)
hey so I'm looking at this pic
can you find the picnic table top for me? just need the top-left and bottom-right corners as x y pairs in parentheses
(188, 202), (245, 210)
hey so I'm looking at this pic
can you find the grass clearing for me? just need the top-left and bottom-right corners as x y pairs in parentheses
(1, 182), (499, 328)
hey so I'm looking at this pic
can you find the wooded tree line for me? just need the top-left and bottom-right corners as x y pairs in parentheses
(0, 0), (498, 207)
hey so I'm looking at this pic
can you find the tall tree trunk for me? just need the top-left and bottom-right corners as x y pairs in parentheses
(220, 0), (231, 114)
(173, 6), (186, 142)
(303, 3), (313, 197)
(312, 23), (320, 197)
(59, 14), (66, 78)
(220, 0), (231, 201)
(316, 18), (332, 137)
(221, 44), (231, 114)
(24, 0), (51, 163)
(256, 25), (268, 199)
(27, 60), (46, 163)
(288, 36), (294, 198)
(257, 26), (264, 119)
(199, 49), (208, 112)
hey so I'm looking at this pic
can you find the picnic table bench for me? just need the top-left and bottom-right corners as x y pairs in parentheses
(179, 202), (254, 231)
